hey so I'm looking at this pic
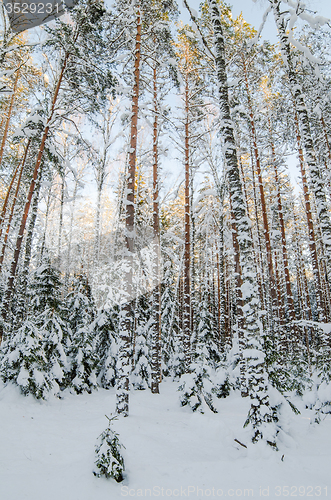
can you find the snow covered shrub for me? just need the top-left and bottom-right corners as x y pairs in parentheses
(179, 365), (218, 414)
(93, 415), (125, 482)
(314, 381), (331, 423)
(0, 320), (53, 399)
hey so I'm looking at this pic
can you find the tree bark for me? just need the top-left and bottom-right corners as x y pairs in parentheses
(116, 7), (141, 416)
(183, 76), (191, 372)
(209, 0), (276, 444)
(0, 140), (30, 272)
(151, 58), (161, 394)
(0, 69), (19, 166)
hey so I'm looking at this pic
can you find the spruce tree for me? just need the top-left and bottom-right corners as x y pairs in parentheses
(66, 273), (98, 393)
(93, 415), (125, 482)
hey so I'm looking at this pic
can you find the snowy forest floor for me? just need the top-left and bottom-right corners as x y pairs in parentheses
(0, 380), (330, 500)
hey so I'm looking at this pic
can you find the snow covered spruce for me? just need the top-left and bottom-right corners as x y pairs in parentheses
(93, 415), (125, 482)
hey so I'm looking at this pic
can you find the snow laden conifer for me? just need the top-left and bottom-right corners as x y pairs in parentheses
(93, 415), (125, 482)
(0, 319), (52, 399)
(0, 262), (69, 398)
(94, 307), (119, 389)
(66, 273), (98, 394)
(31, 263), (70, 394)
(179, 280), (223, 413)
(132, 295), (151, 390)
(160, 259), (185, 379)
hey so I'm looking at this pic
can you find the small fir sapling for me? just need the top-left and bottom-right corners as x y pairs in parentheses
(66, 273), (98, 393)
(93, 415), (125, 482)
(94, 307), (119, 389)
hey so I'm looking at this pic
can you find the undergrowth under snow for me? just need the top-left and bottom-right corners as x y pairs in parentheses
(0, 380), (330, 500)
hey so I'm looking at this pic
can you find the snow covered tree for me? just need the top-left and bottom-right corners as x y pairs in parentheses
(93, 415), (125, 482)
(0, 319), (53, 399)
(66, 273), (98, 393)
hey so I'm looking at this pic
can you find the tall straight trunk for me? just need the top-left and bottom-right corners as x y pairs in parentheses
(0, 53), (69, 340)
(0, 141), (30, 272)
(268, 127), (296, 322)
(294, 109), (325, 320)
(19, 170), (43, 301)
(66, 178), (79, 280)
(151, 58), (161, 394)
(0, 69), (19, 166)
(320, 115), (331, 164)
(183, 76), (191, 372)
(57, 174), (65, 268)
(209, 0), (276, 444)
(249, 151), (266, 311)
(270, 0), (331, 288)
(293, 210), (313, 322)
(0, 140), (28, 241)
(242, 59), (278, 318)
(94, 181), (102, 267)
(239, 153), (265, 311)
(116, 8), (141, 416)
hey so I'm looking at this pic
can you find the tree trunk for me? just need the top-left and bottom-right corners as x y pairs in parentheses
(0, 140), (30, 272)
(0, 69), (19, 166)
(242, 59), (278, 322)
(183, 76), (191, 372)
(294, 108), (325, 321)
(151, 57), (161, 394)
(269, 126), (296, 322)
(209, 0), (276, 444)
(116, 8), (141, 416)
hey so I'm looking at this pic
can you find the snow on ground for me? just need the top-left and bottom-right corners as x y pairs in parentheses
(0, 380), (330, 500)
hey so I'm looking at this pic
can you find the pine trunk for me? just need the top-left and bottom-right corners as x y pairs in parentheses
(0, 141), (30, 272)
(183, 77), (191, 372)
(151, 59), (161, 394)
(0, 69), (19, 166)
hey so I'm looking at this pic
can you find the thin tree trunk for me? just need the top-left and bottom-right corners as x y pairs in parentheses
(0, 140), (29, 241)
(0, 141), (30, 272)
(271, 0), (331, 290)
(294, 108), (325, 321)
(151, 58), (161, 394)
(0, 69), (19, 166)
(183, 76), (191, 372)
(242, 60), (278, 320)
(39, 185), (52, 265)
(57, 173), (65, 268)
(269, 127), (296, 322)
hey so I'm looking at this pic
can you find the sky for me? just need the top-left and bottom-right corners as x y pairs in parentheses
(180, 0), (331, 43)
